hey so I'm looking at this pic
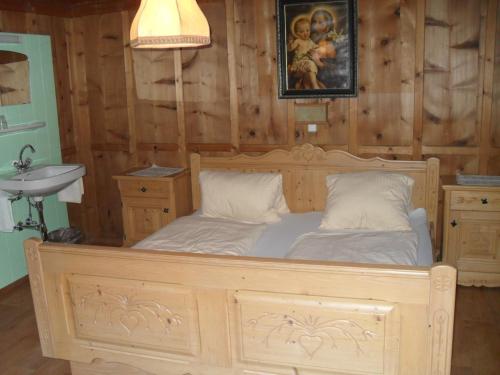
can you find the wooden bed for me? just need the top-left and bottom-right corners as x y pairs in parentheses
(25, 144), (456, 375)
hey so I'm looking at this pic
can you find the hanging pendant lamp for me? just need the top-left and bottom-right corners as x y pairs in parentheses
(130, 0), (210, 49)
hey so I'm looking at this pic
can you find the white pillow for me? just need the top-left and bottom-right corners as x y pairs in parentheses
(199, 171), (289, 223)
(320, 171), (414, 231)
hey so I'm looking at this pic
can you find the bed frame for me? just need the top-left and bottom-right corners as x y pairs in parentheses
(25, 144), (456, 375)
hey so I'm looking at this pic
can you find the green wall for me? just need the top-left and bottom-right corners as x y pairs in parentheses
(0, 33), (68, 289)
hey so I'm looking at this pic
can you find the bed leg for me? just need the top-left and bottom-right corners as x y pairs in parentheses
(427, 264), (457, 375)
(24, 238), (55, 358)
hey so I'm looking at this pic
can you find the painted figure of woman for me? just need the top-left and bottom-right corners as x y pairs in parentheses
(310, 7), (349, 89)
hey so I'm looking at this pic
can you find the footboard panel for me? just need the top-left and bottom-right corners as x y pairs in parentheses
(25, 239), (456, 375)
(68, 275), (200, 356)
(232, 291), (399, 374)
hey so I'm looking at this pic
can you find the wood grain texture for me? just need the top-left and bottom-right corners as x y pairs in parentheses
(491, 2), (500, 149)
(0, 0), (140, 17)
(423, 0), (485, 148)
(1, 279), (497, 375)
(234, 0), (288, 145)
(357, 0), (416, 147)
(191, 144), (440, 244)
(442, 184), (500, 287)
(114, 171), (192, 245)
(8, 0), (500, 244)
(182, 0), (231, 147)
(25, 233), (456, 374)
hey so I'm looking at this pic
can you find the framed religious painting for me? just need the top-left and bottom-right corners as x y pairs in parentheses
(277, 0), (358, 98)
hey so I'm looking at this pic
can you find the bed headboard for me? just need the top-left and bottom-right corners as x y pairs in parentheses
(191, 144), (440, 239)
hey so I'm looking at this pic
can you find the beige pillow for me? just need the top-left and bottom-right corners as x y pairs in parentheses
(320, 171), (414, 231)
(199, 171), (289, 223)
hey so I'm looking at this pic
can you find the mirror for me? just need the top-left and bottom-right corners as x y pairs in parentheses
(0, 51), (30, 106)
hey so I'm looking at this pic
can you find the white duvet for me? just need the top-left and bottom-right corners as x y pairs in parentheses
(286, 230), (418, 266)
(133, 216), (266, 256)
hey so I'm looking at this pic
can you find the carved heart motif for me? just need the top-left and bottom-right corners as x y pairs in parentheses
(119, 313), (140, 334)
(298, 335), (323, 358)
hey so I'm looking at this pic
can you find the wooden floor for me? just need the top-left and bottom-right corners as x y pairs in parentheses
(0, 281), (498, 375)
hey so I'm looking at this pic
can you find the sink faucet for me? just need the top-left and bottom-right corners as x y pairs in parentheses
(13, 144), (36, 173)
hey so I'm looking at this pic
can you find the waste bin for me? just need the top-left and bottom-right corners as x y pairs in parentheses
(47, 227), (84, 244)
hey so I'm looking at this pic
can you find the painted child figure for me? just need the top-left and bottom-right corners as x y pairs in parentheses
(288, 16), (325, 89)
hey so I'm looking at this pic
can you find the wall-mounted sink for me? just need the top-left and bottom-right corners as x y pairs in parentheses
(0, 164), (85, 197)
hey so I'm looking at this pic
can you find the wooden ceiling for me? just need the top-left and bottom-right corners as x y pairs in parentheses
(0, 0), (141, 17)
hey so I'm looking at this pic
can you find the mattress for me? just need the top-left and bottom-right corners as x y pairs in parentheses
(249, 208), (433, 266)
(134, 209), (434, 267)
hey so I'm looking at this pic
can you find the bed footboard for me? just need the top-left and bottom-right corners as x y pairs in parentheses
(25, 238), (456, 375)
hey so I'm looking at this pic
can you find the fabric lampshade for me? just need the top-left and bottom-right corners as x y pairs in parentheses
(130, 0), (210, 49)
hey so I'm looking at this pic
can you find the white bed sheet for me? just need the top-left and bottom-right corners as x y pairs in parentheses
(286, 230), (418, 265)
(133, 215), (266, 256)
(134, 209), (434, 266)
(247, 208), (433, 266)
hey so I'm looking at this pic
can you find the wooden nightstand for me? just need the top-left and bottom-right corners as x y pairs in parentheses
(113, 169), (192, 247)
(442, 183), (500, 287)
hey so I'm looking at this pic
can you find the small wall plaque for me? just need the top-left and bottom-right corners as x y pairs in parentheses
(295, 103), (328, 123)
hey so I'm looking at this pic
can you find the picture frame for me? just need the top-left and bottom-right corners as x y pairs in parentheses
(276, 0), (358, 98)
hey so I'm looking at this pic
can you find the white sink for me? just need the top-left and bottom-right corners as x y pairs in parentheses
(0, 164), (85, 197)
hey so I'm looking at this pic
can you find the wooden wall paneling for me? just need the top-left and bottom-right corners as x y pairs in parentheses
(412, 0), (426, 159)
(426, 154), (479, 176)
(7, 0), (500, 244)
(83, 12), (130, 146)
(234, 0), (288, 145)
(65, 17), (101, 240)
(295, 99), (349, 146)
(130, 10), (180, 166)
(490, 0), (500, 154)
(423, 0), (485, 153)
(488, 155), (500, 175)
(357, 0), (415, 148)
(121, 10), (137, 166)
(0, 10), (29, 32)
(287, 101), (295, 147)
(50, 17), (77, 158)
(182, 0), (231, 149)
(348, 98), (358, 154)
(423, 0), (451, 147)
(479, 0), (498, 174)
(0, 0), (141, 18)
(174, 49), (187, 166)
(16, 13), (77, 156)
(93, 149), (131, 242)
(0, 1), (67, 17)
(81, 12), (133, 241)
(225, 0), (239, 152)
(449, 0), (485, 147)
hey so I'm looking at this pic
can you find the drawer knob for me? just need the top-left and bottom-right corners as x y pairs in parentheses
(163, 208), (170, 213)
(481, 198), (488, 204)
(450, 220), (458, 227)
(140, 187), (147, 193)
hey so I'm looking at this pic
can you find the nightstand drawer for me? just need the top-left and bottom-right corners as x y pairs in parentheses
(450, 190), (500, 212)
(117, 179), (171, 198)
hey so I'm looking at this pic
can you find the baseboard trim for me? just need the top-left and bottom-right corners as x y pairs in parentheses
(0, 275), (29, 299)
